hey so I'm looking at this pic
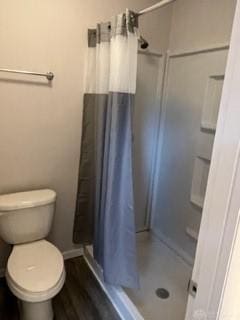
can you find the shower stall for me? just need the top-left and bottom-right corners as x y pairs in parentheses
(126, 42), (230, 320)
(80, 0), (237, 319)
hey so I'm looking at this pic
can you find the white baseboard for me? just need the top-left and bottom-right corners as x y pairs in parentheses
(62, 247), (83, 260)
(84, 246), (144, 320)
(152, 229), (194, 266)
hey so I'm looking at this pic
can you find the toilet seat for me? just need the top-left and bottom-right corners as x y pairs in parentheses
(6, 240), (65, 302)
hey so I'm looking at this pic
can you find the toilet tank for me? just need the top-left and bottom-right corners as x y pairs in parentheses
(0, 189), (56, 244)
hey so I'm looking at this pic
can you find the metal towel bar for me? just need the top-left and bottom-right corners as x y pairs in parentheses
(0, 68), (54, 81)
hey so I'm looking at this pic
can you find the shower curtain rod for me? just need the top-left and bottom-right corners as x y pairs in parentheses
(138, 0), (176, 16)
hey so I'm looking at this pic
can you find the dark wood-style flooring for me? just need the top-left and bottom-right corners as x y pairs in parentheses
(0, 257), (121, 320)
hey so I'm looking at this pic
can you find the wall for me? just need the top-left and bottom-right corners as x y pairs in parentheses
(0, 0), (172, 269)
(218, 9), (240, 311)
(140, 6), (173, 53)
(152, 0), (237, 262)
(134, 3), (173, 231)
(218, 223), (240, 320)
(134, 53), (165, 231)
(169, 0), (237, 51)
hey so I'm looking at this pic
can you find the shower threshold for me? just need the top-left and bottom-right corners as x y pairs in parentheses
(84, 245), (144, 320)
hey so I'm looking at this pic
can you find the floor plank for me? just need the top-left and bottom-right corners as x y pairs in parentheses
(0, 278), (19, 320)
(0, 257), (121, 320)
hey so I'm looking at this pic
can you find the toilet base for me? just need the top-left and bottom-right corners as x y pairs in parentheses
(19, 299), (53, 320)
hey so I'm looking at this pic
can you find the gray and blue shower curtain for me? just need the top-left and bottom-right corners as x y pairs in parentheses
(73, 9), (139, 288)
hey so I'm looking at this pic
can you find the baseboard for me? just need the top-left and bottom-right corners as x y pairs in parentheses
(62, 247), (83, 260)
(152, 229), (194, 266)
(84, 246), (144, 320)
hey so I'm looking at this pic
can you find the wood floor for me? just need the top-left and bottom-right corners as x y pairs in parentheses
(0, 257), (121, 320)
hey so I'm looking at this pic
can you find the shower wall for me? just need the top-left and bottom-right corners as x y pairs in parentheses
(151, 0), (237, 262)
(133, 6), (173, 231)
(134, 52), (164, 231)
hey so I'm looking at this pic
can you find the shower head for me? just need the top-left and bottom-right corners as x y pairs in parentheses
(139, 36), (149, 49)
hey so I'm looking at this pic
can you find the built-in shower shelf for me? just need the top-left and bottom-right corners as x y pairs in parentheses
(196, 131), (215, 161)
(190, 194), (204, 209)
(201, 121), (217, 132)
(186, 227), (198, 241)
(201, 74), (224, 132)
(190, 157), (210, 210)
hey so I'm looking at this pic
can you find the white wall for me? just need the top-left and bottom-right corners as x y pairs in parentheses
(169, 0), (237, 51)
(0, 0), (172, 269)
(133, 3), (173, 231)
(219, 219), (240, 318)
(185, 2), (240, 315)
(152, 0), (237, 262)
(134, 53), (165, 231)
(153, 49), (228, 262)
(140, 6), (173, 53)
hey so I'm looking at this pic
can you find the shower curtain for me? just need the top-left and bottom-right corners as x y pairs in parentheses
(73, 9), (139, 288)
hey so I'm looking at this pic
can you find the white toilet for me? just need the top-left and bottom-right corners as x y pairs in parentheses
(0, 189), (65, 320)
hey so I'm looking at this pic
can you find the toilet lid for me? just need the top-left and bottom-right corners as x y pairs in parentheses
(7, 240), (64, 293)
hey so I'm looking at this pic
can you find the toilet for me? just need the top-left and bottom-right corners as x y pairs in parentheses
(0, 189), (65, 320)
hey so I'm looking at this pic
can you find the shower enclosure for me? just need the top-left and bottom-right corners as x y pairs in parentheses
(82, 0), (237, 319)
(126, 43), (229, 320)
(123, 1), (236, 319)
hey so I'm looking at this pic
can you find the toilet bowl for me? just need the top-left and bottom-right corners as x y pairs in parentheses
(7, 240), (65, 320)
(0, 189), (65, 320)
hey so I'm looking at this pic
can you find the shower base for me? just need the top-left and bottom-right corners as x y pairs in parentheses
(125, 231), (192, 320)
(84, 231), (192, 320)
